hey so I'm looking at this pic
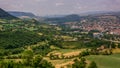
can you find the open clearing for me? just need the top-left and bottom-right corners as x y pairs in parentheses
(86, 53), (120, 68)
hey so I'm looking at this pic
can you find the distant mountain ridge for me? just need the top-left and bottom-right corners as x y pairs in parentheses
(8, 11), (36, 18)
(45, 14), (81, 24)
(44, 11), (120, 24)
(80, 11), (120, 16)
(0, 8), (18, 20)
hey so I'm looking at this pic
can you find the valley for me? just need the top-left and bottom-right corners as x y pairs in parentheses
(0, 8), (120, 68)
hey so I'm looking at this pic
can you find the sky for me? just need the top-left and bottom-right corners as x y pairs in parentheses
(0, 0), (120, 16)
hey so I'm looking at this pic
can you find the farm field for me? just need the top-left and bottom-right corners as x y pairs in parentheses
(86, 53), (120, 68)
(45, 49), (86, 68)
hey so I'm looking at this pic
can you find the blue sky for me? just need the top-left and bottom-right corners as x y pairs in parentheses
(0, 0), (120, 16)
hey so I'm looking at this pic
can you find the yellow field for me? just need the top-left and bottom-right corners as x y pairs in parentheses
(112, 48), (120, 53)
(45, 49), (86, 68)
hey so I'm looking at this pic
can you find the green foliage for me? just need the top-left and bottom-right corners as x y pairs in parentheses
(0, 31), (42, 49)
(79, 50), (90, 58)
(39, 60), (54, 68)
(0, 48), (24, 56)
(88, 61), (97, 68)
(85, 39), (110, 48)
(0, 30), (45, 56)
(32, 44), (52, 56)
(0, 61), (23, 68)
(62, 41), (84, 49)
(33, 56), (43, 67)
(72, 58), (86, 68)
(32, 56), (54, 68)
(23, 50), (34, 66)
(49, 39), (62, 48)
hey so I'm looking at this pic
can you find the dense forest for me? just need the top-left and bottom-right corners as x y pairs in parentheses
(0, 31), (42, 49)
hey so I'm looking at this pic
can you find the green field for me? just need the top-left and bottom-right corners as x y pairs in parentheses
(86, 54), (120, 68)
(62, 41), (84, 48)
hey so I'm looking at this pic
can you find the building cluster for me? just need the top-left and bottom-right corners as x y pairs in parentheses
(68, 15), (120, 35)
(82, 22), (120, 35)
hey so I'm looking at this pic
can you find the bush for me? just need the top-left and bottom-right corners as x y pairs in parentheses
(88, 61), (97, 68)
(72, 58), (86, 68)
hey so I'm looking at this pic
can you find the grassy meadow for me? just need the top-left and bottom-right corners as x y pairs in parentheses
(86, 53), (120, 68)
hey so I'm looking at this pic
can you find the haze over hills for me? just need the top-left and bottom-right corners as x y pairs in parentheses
(77, 11), (119, 16)
(45, 14), (81, 24)
(8, 11), (36, 18)
(44, 11), (120, 24)
(0, 8), (18, 20)
(1, 7), (120, 25)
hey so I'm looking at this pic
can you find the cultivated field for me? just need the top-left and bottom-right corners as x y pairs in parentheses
(45, 49), (85, 68)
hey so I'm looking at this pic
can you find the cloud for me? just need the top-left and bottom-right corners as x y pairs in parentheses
(0, 0), (120, 16)
(55, 3), (64, 6)
(34, 0), (47, 2)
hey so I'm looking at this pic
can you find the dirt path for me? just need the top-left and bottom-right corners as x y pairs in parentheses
(63, 51), (81, 57)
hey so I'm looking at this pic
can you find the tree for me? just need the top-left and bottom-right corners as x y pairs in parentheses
(24, 50), (33, 66)
(0, 61), (23, 68)
(32, 55), (54, 68)
(39, 60), (54, 68)
(49, 53), (54, 60)
(33, 55), (43, 67)
(7, 61), (14, 68)
(72, 58), (86, 68)
(88, 61), (97, 68)
(79, 50), (89, 58)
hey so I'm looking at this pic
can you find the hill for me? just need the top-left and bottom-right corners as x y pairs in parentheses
(45, 14), (81, 24)
(8, 11), (36, 18)
(44, 11), (120, 24)
(0, 8), (18, 20)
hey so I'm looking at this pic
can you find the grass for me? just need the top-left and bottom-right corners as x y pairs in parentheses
(86, 53), (120, 68)
(24, 27), (38, 31)
(62, 41), (84, 48)
(56, 49), (85, 54)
